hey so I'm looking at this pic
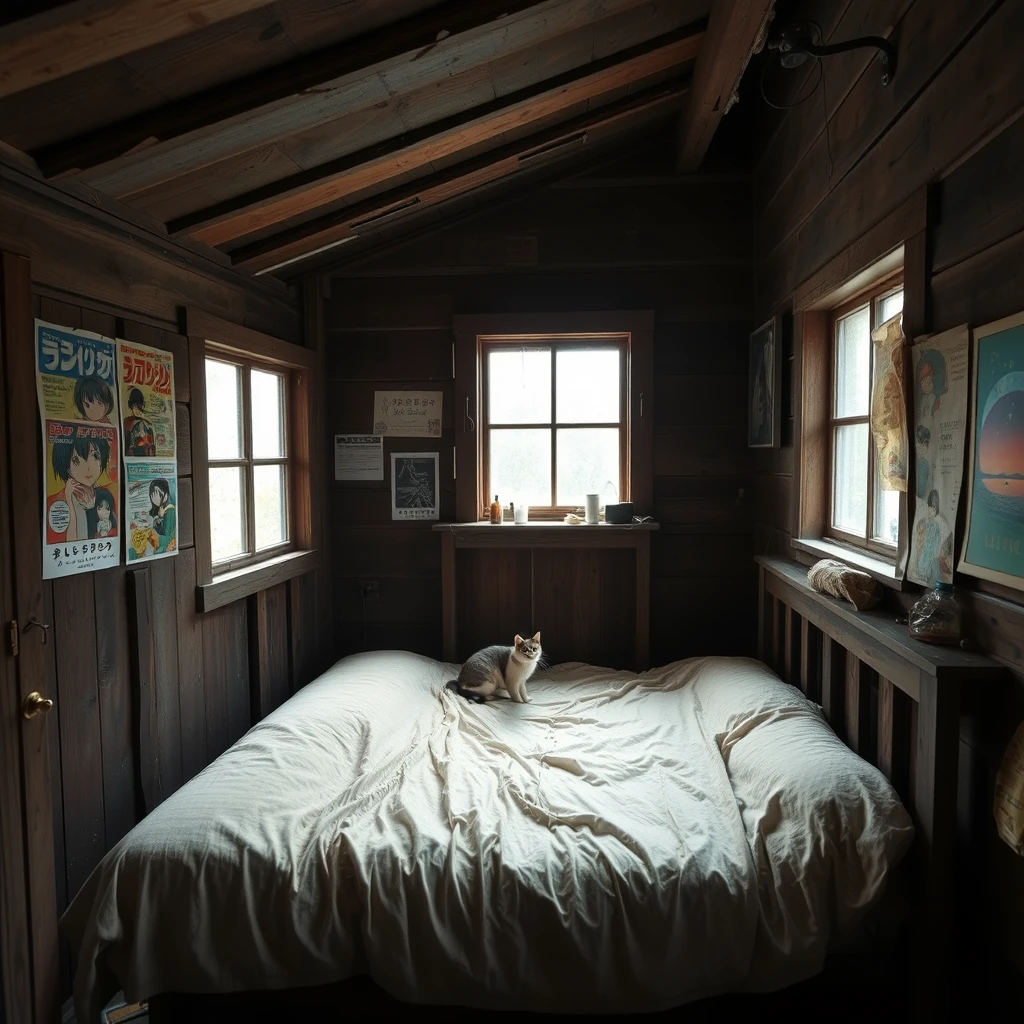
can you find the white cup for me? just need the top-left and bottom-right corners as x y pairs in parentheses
(584, 493), (600, 524)
(514, 503), (528, 524)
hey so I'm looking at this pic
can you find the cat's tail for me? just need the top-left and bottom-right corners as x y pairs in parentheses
(445, 680), (486, 704)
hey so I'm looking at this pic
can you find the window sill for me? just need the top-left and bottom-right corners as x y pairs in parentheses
(197, 549), (319, 612)
(792, 537), (904, 592)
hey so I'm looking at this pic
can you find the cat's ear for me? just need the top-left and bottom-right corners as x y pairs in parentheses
(532, 632), (541, 642)
(514, 634), (524, 645)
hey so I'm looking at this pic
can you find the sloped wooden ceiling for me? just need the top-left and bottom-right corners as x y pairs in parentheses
(0, 0), (771, 281)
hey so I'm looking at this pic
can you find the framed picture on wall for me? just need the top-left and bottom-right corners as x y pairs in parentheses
(958, 311), (1024, 592)
(391, 452), (439, 521)
(748, 316), (781, 448)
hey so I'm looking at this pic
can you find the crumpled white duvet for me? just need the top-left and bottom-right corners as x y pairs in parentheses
(62, 653), (913, 1021)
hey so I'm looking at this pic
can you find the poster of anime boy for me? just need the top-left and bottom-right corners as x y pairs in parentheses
(36, 321), (121, 579)
(959, 311), (1024, 592)
(125, 462), (178, 562)
(116, 340), (176, 459)
(907, 326), (969, 587)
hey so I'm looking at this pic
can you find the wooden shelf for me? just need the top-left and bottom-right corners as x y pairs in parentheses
(433, 521), (659, 549)
(757, 557), (1004, 683)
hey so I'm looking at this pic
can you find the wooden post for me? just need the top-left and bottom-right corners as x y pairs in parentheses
(441, 530), (456, 663)
(635, 531), (650, 670)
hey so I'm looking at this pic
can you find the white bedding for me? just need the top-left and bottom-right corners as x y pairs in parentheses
(62, 653), (913, 1020)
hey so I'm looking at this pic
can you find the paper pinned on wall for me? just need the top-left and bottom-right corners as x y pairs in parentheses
(335, 434), (383, 480)
(907, 325), (969, 587)
(373, 391), (442, 437)
(36, 320), (122, 579)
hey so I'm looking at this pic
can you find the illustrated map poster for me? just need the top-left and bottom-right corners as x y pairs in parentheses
(117, 339), (178, 562)
(960, 312), (1024, 591)
(36, 320), (121, 578)
(908, 325), (969, 587)
(374, 391), (442, 437)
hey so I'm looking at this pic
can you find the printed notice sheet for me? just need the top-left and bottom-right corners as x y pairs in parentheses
(335, 434), (384, 480)
(373, 391), (442, 437)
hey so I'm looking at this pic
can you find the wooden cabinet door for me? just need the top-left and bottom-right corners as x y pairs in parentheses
(1, 250), (60, 1023)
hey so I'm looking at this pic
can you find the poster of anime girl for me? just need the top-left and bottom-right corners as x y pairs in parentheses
(116, 338), (178, 562)
(36, 321), (121, 578)
(125, 462), (178, 562)
(959, 311), (1024, 592)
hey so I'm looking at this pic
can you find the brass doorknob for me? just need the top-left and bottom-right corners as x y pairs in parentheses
(22, 692), (54, 720)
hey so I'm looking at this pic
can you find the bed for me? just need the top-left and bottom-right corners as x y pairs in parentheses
(64, 640), (918, 1023)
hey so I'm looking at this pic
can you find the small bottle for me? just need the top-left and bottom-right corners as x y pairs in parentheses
(489, 494), (502, 524)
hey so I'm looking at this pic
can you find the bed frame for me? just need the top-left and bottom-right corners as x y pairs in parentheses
(147, 556), (1004, 1023)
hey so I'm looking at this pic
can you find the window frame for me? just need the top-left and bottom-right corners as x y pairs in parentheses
(187, 308), (320, 612)
(204, 352), (293, 574)
(453, 311), (654, 524)
(826, 272), (905, 559)
(479, 336), (628, 517)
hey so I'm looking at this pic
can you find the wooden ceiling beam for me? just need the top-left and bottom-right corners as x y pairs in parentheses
(231, 81), (689, 275)
(171, 24), (706, 247)
(0, 0), (273, 100)
(31, 0), (556, 178)
(674, 0), (775, 172)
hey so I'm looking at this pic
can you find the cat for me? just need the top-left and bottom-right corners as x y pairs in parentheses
(445, 633), (542, 705)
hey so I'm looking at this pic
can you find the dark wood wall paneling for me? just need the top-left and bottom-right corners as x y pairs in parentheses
(324, 151), (755, 666)
(749, 0), (1024, 987)
(24, 294), (325, 1005)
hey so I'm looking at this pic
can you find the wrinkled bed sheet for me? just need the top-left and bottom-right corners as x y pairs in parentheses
(63, 653), (913, 1020)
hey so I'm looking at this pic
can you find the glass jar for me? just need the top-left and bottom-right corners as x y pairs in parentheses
(908, 582), (962, 645)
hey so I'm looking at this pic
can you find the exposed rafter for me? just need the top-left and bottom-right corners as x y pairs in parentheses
(231, 81), (688, 275)
(170, 24), (705, 246)
(30, 0), (557, 178)
(0, 0), (273, 100)
(674, 0), (774, 172)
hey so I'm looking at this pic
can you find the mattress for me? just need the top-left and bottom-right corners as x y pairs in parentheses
(62, 653), (914, 1021)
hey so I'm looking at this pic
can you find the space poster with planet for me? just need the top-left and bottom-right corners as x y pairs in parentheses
(960, 311), (1024, 592)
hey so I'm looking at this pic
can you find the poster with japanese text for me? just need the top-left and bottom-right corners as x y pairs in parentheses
(125, 462), (178, 562)
(373, 390), (442, 437)
(117, 340), (176, 459)
(116, 339), (178, 562)
(36, 320), (121, 578)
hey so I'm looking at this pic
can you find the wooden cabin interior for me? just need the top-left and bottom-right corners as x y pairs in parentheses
(1, 1), (1023, 1021)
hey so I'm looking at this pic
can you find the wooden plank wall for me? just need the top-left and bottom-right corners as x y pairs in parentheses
(323, 142), (755, 666)
(749, 0), (1024, 984)
(8, 209), (329, 1003)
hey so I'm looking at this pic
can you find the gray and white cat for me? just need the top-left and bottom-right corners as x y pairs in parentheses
(445, 633), (542, 705)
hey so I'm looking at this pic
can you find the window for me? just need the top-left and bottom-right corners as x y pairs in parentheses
(828, 278), (904, 555)
(205, 356), (290, 571)
(480, 339), (626, 515)
(187, 308), (319, 612)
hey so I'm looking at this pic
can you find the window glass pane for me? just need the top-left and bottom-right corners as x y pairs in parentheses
(209, 466), (246, 562)
(488, 348), (551, 424)
(206, 359), (243, 459)
(251, 369), (285, 459)
(872, 457), (900, 546)
(490, 429), (551, 506)
(556, 348), (620, 423)
(832, 423), (869, 535)
(556, 428), (620, 506)
(254, 464), (287, 550)
(876, 288), (904, 325)
(834, 306), (870, 417)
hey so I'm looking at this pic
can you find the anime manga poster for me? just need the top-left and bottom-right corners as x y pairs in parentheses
(116, 339), (178, 562)
(35, 320), (121, 578)
(125, 462), (178, 561)
(907, 326), (969, 587)
(959, 312), (1024, 592)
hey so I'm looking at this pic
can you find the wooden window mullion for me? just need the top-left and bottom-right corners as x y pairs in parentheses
(550, 344), (557, 507)
(241, 361), (256, 556)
